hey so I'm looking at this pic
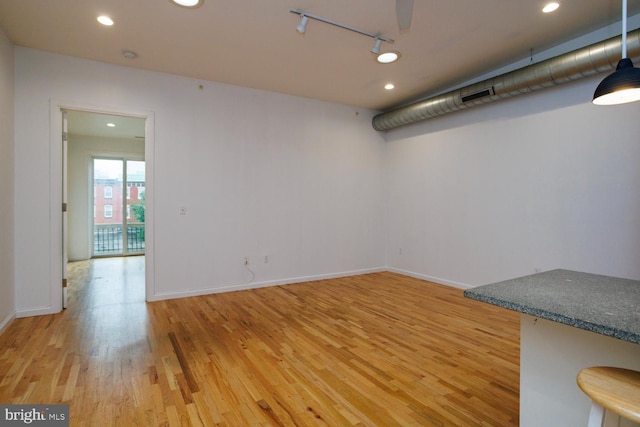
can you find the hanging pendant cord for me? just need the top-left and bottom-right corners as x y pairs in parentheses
(623, 0), (628, 58)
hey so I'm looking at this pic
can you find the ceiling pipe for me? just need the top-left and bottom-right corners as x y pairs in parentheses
(372, 28), (640, 131)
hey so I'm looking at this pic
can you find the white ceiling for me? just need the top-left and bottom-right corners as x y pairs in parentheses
(1, 0), (638, 112)
(66, 110), (145, 140)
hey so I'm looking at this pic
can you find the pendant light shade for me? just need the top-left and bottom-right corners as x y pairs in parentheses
(592, 0), (640, 105)
(593, 58), (640, 105)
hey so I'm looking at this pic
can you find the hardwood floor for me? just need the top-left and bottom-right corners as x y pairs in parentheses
(0, 258), (520, 426)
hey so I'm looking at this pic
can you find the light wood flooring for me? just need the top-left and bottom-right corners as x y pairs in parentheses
(0, 258), (520, 426)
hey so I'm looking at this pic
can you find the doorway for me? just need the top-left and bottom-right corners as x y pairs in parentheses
(50, 101), (154, 313)
(63, 109), (150, 307)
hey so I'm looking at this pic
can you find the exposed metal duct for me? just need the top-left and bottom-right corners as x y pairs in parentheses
(372, 29), (640, 131)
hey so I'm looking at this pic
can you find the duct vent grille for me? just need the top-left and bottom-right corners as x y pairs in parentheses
(461, 87), (495, 103)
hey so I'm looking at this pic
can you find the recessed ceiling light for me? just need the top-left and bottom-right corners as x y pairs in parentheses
(97, 15), (114, 26)
(542, 2), (560, 13)
(106, 123), (116, 128)
(385, 83), (395, 90)
(170, 0), (203, 7)
(377, 52), (399, 64)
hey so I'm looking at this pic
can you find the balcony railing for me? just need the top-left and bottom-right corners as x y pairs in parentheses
(94, 223), (145, 256)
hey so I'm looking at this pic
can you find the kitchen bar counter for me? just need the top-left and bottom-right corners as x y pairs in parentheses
(464, 269), (640, 344)
(464, 269), (640, 427)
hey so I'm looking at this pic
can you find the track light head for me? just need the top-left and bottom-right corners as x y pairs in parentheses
(297, 15), (308, 33)
(371, 37), (382, 54)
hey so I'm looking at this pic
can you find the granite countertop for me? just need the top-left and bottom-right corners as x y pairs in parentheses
(464, 269), (640, 344)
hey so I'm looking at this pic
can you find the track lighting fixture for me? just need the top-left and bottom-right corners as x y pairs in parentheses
(296, 14), (309, 33)
(593, 0), (640, 105)
(290, 9), (396, 61)
(371, 38), (382, 55)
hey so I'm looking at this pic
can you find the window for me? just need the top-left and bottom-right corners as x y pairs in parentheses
(93, 158), (146, 256)
(138, 186), (145, 199)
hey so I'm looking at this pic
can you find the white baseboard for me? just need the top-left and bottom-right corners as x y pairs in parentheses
(13, 266), (470, 314)
(385, 267), (473, 290)
(149, 266), (387, 302)
(16, 306), (59, 318)
(0, 310), (16, 335)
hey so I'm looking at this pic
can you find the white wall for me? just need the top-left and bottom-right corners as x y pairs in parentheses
(14, 48), (386, 314)
(13, 41), (640, 316)
(0, 27), (15, 329)
(67, 135), (145, 261)
(385, 76), (640, 287)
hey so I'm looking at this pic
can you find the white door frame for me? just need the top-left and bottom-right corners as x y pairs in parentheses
(62, 111), (68, 308)
(49, 99), (155, 310)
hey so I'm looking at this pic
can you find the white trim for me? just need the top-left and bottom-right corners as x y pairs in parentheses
(49, 99), (155, 308)
(0, 311), (16, 334)
(385, 267), (473, 289)
(16, 306), (55, 318)
(49, 101), (63, 314)
(148, 267), (387, 301)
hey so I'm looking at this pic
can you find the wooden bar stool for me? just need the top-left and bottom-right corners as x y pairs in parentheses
(577, 366), (640, 427)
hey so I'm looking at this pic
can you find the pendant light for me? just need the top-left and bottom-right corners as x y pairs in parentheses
(593, 0), (640, 105)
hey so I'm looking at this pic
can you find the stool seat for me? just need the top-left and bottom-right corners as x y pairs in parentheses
(577, 366), (640, 424)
